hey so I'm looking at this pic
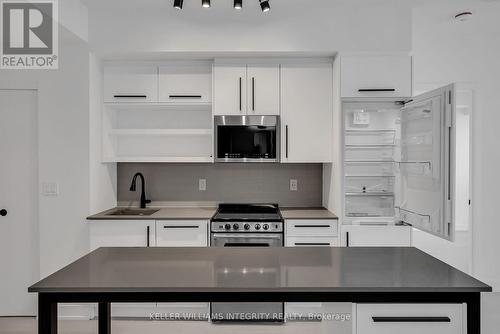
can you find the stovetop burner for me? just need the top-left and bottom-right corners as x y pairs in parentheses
(211, 204), (283, 222)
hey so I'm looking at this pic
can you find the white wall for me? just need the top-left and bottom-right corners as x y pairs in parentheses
(411, 1), (500, 290)
(86, 1), (412, 57)
(0, 31), (91, 278)
(89, 53), (117, 214)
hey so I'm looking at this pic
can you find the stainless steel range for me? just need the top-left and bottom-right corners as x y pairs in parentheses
(210, 203), (284, 322)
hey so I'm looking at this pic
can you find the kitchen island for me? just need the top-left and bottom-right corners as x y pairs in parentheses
(29, 247), (491, 334)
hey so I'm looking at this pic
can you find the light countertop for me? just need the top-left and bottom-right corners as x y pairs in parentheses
(87, 206), (337, 221)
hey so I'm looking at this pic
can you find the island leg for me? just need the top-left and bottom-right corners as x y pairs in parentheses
(38, 293), (57, 334)
(98, 302), (111, 334)
(466, 293), (481, 334)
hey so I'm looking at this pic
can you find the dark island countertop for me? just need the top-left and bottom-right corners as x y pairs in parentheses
(29, 247), (491, 293)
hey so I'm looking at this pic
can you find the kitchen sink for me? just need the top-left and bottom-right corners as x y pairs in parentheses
(106, 208), (160, 216)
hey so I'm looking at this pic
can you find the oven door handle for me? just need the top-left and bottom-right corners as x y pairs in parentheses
(212, 234), (282, 240)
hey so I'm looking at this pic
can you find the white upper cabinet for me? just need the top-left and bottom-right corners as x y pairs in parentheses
(214, 63), (280, 115)
(246, 65), (280, 115)
(214, 64), (247, 115)
(341, 55), (412, 98)
(280, 63), (333, 163)
(104, 65), (158, 103)
(159, 64), (212, 103)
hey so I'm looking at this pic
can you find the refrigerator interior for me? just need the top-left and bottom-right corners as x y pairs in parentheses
(343, 101), (402, 224)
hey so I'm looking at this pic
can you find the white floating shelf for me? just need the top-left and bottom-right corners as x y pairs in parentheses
(108, 129), (213, 136)
(103, 156), (214, 163)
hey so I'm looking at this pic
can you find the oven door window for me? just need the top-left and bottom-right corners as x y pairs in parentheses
(211, 234), (283, 247)
(217, 125), (276, 159)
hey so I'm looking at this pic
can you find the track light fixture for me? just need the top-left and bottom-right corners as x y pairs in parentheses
(173, 0), (269, 13)
(173, 0), (183, 9)
(259, 0), (270, 12)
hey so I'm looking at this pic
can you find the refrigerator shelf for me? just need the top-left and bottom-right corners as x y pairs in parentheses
(345, 192), (395, 197)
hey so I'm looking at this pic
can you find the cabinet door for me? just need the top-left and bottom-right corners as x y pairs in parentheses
(156, 220), (208, 247)
(104, 65), (158, 103)
(89, 220), (156, 317)
(214, 64), (247, 115)
(247, 65), (280, 115)
(341, 55), (412, 98)
(286, 219), (338, 237)
(89, 220), (155, 251)
(158, 64), (212, 103)
(341, 225), (411, 247)
(281, 63), (333, 162)
(398, 84), (455, 241)
(357, 304), (464, 334)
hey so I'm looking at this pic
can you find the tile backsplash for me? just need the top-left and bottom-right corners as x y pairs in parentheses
(118, 163), (323, 207)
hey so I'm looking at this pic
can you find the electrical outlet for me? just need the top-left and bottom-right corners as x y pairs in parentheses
(199, 179), (207, 191)
(290, 179), (298, 191)
(42, 182), (59, 196)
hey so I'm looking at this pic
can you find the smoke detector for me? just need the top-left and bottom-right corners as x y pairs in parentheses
(454, 11), (473, 22)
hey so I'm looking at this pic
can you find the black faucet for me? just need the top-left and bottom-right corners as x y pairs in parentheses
(129, 172), (151, 209)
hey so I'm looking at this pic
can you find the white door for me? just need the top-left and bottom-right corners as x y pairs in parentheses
(214, 64), (247, 115)
(247, 65), (280, 115)
(281, 63), (333, 162)
(398, 84), (455, 241)
(0, 90), (38, 316)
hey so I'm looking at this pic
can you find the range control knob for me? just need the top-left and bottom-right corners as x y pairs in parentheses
(233, 224), (239, 230)
(244, 223), (251, 230)
(263, 224), (269, 230)
(224, 224), (231, 230)
(255, 224), (261, 230)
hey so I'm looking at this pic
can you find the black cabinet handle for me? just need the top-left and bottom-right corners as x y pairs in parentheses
(0, 209), (7, 217)
(294, 225), (331, 228)
(146, 225), (150, 247)
(358, 89), (396, 92)
(252, 77), (255, 111)
(113, 95), (147, 98)
(285, 125), (289, 158)
(169, 95), (202, 99)
(372, 317), (451, 323)
(239, 77), (242, 111)
(294, 243), (330, 246)
(346, 231), (350, 247)
(163, 225), (199, 229)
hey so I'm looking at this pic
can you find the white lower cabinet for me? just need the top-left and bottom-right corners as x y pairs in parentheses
(285, 219), (338, 321)
(89, 220), (157, 318)
(88, 219), (210, 319)
(356, 304), (464, 334)
(341, 225), (411, 247)
(156, 220), (209, 319)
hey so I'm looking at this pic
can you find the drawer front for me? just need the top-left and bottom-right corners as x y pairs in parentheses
(159, 64), (212, 103)
(104, 65), (158, 103)
(156, 221), (208, 247)
(286, 219), (338, 237)
(341, 55), (412, 98)
(286, 236), (338, 247)
(357, 304), (464, 334)
(342, 225), (411, 247)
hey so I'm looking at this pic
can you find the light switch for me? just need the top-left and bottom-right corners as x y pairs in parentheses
(290, 179), (298, 191)
(199, 179), (207, 191)
(42, 182), (59, 196)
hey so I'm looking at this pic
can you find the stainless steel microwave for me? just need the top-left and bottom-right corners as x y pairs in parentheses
(214, 115), (280, 163)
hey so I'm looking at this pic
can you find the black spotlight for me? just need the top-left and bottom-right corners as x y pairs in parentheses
(173, 0), (183, 9)
(202, 0), (211, 8)
(234, 0), (243, 9)
(259, 0), (270, 12)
